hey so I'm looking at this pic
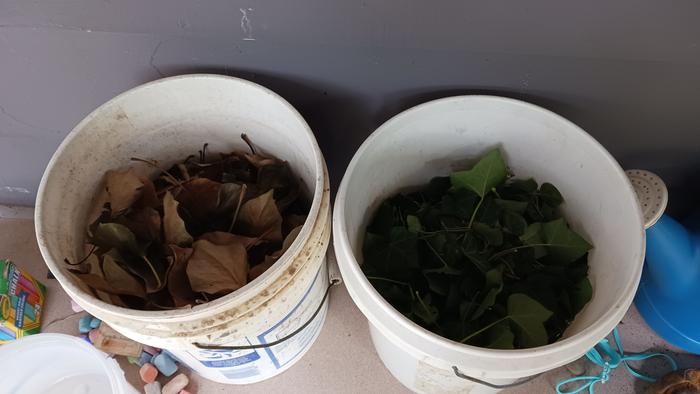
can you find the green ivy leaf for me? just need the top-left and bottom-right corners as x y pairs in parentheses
(502, 210), (527, 235)
(441, 189), (479, 219)
(363, 227), (419, 279)
(520, 223), (547, 258)
(495, 199), (529, 214)
(510, 178), (538, 194)
(471, 267), (503, 320)
(508, 293), (553, 348)
(539, 182), (564, 207)
(413, 292), (439, 326)
(570, 277), (593, 314)
(423, 272), (450, 296)
(542, 219), (593, 264)
(90, 222), (141, 256)
(486, 322), (515, 349)
(472, 222), (503, 246)
(450, 149), (507, 197)
(406, 215), (422, 233)
(367, 202), (395, 237)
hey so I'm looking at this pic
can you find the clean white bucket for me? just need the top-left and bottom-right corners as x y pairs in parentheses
(35, 75), (333, 384)
(0, 333), (138, 394)
(333, 96), (645, 393)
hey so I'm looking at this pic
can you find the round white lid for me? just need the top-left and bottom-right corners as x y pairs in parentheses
(0, 333), (135, 394)
(625, 169), (668, 229)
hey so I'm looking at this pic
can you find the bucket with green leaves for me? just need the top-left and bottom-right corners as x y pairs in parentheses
(333, 95), (645, 393)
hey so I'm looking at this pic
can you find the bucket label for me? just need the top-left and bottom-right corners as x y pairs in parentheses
(258, 266), (326, 369)
(196, 349), (261, 368)
(168, 262), (328, 384)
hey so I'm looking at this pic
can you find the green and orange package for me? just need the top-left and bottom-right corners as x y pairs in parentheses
(0, 260), (46, 344)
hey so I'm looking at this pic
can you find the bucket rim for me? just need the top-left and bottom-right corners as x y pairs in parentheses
(332, 94), (645, 363)
(0, 333), (130, 392)
(35, 74), (327, 319)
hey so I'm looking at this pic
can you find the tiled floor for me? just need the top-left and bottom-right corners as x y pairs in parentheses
(2, 216), (698, 393)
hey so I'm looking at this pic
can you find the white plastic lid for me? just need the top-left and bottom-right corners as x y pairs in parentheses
(0, 333), (137, 394)
(625, 169), (668, 229)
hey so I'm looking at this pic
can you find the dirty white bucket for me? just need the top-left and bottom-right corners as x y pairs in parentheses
(35, 75), (333, 384)
(0, 333), (138, 393)
(333, 96), (645, 393)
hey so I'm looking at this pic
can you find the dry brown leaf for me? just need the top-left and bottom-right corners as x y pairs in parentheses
(199, 231), (263, 249)
(249, 256), (276, 281)
(280, 225), (302, 255)
(238, 190), (283, 242)
(250, 225), (303, 281)
(244, 153), (278, 168)
(216, 183), (244, 214)
(120, 207), (161, 242)
(105, 168), (144, 215)
(175, 178), (221, 222)
(87, 186), (110, 231)
(102, 254), (147, 298)
(186, 240), (248, 294)
(68, 255), (146, 299)
(163, 191), (193, 246)
(283, 214), (307, 235)
(71, 271), (114, 294)
(168, 245), (195, 307)
(135, 176), (160, 209)
(647, 369), (700, 394)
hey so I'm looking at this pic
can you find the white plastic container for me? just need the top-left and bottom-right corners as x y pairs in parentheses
(35, 75), (332, 384)
(0, 333), (138, 394)
(333, 96), (645, 393)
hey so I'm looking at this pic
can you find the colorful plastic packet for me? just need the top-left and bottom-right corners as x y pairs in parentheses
(0, 260), (46, 344)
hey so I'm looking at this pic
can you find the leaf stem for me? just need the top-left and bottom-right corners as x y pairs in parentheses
(199, 143), (209, 163)
(488, 243), (551, 262)
(460, 316), (509, 343)
(467, 196), (484, 229)
(64, 245), (97, 266)
(241, 133), (256, 155)
(366, 276), (416, 300)
(142, 255), (162, 289)
(228, 184), (248, 232)
(415, 291), (433, 319)
(424, 239), (448, 268)
(130, 157), (186, 190)
(419, 227), (471, 235)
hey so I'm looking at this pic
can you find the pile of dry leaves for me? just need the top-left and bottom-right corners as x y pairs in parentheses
(67, 135), (308, 310)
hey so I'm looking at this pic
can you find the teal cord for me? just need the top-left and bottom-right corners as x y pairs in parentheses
(556, 328), (678, 394)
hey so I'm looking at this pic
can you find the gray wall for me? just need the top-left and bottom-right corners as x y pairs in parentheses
(2, 1), (700, 214)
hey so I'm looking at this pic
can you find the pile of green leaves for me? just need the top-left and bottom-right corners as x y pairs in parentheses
(67, 135), (308, 310)
(362, 149), (593, 349)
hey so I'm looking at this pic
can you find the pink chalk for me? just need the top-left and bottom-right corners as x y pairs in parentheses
(139, 363), (158, 384)
(179, 390), (192, 394)
(88, 328), (99, 343)
(70, 299), (84, 312)
(142, 345), (160, 355)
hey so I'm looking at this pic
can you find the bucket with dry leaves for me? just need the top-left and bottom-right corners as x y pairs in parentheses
(35, 75), (332, 384)
(69, 135), (310, 310)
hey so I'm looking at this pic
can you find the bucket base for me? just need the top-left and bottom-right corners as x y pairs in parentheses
(369, 323), (516, 394)
(635, 267), (700, 354)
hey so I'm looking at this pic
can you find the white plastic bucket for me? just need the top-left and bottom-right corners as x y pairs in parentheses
(35, 75), (332, 384)
(0, 333), (138, 394)
(333, 96), (645, 393)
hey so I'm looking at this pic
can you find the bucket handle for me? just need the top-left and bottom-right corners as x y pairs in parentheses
(193, 278), (341, 351)
(452, 366), (541, 389)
